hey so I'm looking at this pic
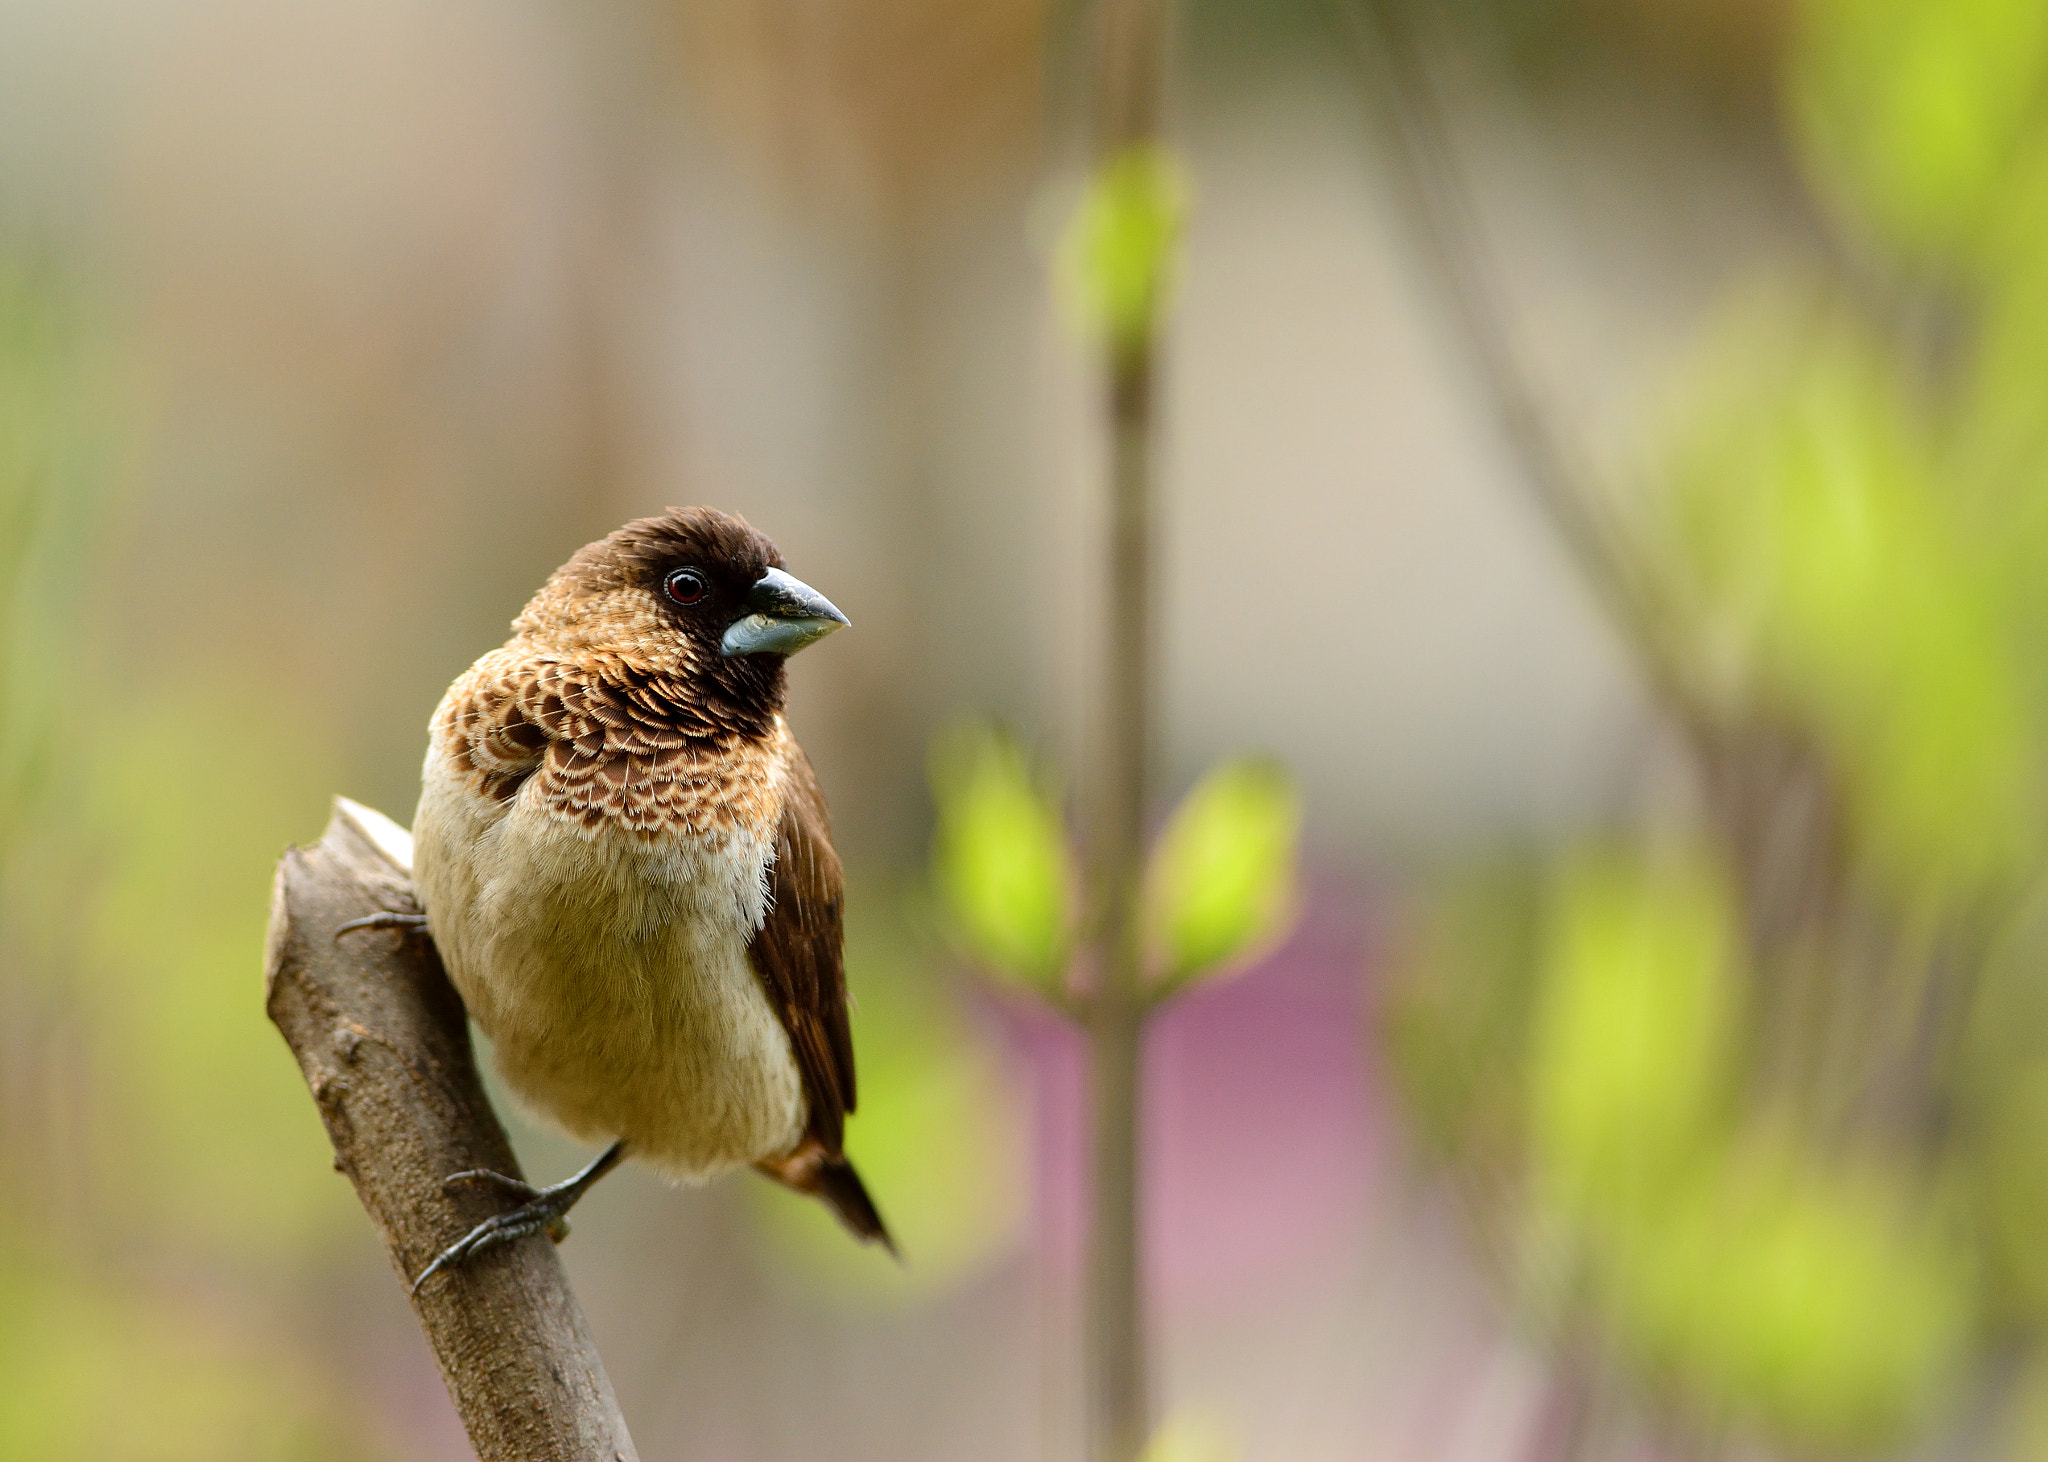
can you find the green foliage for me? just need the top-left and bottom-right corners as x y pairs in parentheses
(1972, 1059), (2048, 1322)
(1526, 851), (1738, 1222)
(1143, 758), (1300, 991)
(1952, 893), (2048, 1324)
(1399, 848), (1976, 1451)
(929, 721), (1074, 995)
(1393, 3), (2048, 1452)
(1518, 855), (1972, 1449)
(1602, 1145), (1972, 1452)
(1056, 144), (1190, 360)
(929, 728), (1303, 1004)
(1648, 301), (2037, 898)
(1791, 0), (2048, 269)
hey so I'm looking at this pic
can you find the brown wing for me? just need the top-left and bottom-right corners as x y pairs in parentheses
(749, 742), (855, 1150)
(747, 743), (894, 1251)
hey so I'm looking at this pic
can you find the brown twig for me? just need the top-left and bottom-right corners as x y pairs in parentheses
(1328, 0), (1727, 752)
(1086, 349), (1156, 1462)
(1081, 0), (1170, 1456)
(1329, 0), (1641, 624)
(264, 798), (638, 1462)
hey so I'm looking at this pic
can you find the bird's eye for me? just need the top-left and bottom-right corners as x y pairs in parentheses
(664, 568), (708, 606)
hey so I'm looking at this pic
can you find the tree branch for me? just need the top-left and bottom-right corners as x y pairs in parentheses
(264, 797), (638, 1462)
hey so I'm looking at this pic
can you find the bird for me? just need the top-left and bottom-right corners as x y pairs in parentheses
(363, 506), (892, 1287)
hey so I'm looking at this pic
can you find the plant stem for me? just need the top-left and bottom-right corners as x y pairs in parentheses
(1330, 0), (1632, 623)
(1329, 0), (1720, 755)
(1083, 0), (1166, 1455)
(1087, 986), (1147, 1462)
(1089, 355), (1156, 1462)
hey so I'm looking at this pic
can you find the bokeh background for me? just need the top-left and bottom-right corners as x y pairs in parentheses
(7, 0), (2048, 1458)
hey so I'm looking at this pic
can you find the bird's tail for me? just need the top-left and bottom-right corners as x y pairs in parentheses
(755, 1140), (899, 1258)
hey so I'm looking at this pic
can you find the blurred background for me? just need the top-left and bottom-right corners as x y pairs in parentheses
(6, 0), (2048, 1458)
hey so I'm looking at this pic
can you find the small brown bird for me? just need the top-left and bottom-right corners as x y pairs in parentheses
(384, 507), (890, 1285)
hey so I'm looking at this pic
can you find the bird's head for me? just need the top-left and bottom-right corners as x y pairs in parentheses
(513, 507), (848, 724)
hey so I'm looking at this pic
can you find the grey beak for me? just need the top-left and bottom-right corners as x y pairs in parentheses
(720, 567), (851, 658)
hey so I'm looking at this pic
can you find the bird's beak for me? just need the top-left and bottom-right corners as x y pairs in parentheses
(720, 567), (851, 658)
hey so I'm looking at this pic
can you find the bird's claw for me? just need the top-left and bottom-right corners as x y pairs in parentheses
(443, 1167), (540, 1201)
(334, 911), (430, 942)
(410, 1140), (626, 1293)
(411, 1199), (571, 1294)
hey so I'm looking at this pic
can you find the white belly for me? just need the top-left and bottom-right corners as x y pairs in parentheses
(411, 748), (806, 1181)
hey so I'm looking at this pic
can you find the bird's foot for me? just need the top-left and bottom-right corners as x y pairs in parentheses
(440, 1168), (576, 1241)
(411, 1140), (627, 1293)
(334, 911), (430, 941)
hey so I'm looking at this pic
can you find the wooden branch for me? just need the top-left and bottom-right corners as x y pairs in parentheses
(264, 797), (638, 1462)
